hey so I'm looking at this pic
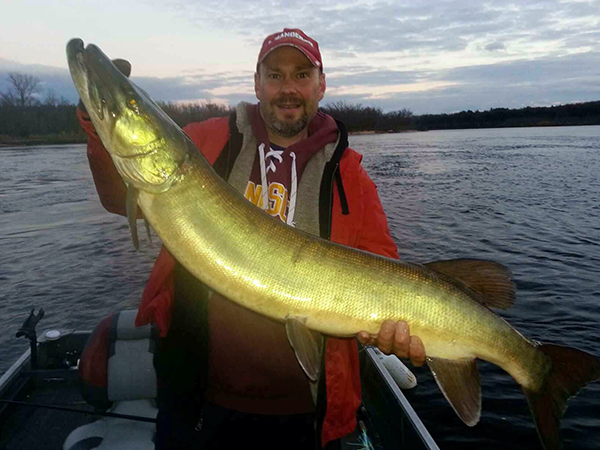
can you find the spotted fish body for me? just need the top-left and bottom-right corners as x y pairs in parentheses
(67, 38), (600, 450)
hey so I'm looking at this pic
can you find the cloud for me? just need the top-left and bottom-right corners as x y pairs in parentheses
(0, 58), (257, 106)
(484, 42), (506, 52)
(170, 0), (598, 58)
(326, 67), (425, 87)
(438, 51), (600, 87)
(322, 50), (600, 114)
(1, 1), (599, 114)
(2, 48), (600, 115)
(0, 60), (79, 103)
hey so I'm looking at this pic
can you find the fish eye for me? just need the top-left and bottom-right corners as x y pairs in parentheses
(128, 98), (141, 114)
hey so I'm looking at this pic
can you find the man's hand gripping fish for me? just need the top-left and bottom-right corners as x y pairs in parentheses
(66, 38), (600, 450)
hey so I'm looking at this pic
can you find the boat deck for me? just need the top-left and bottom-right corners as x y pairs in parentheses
(0, 317), (438, 450)
(0, 372), (95, 450)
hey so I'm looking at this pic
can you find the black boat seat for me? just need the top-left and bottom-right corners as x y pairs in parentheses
(63, 310), (157, 450)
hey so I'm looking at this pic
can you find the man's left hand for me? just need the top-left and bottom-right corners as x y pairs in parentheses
(357, 320), (426, 367)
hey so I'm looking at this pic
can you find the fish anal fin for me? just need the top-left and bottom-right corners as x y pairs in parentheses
(427, 356), (481, 427)
(125, 184), (140, 250)
(425, 259), (515, 309)
(524, 343), (600, 450)
(285, 316), (322, 382)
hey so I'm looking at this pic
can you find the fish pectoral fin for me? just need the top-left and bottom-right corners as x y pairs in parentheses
(427, 356), (481, 427)
(125, 184), (140, 250)
(285, 316), (323, 382)
(144, 218), (153, 243)
(424, 259), (515, 310)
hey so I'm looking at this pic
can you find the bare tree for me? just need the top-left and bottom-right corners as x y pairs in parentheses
(0, 90), (17, 106)
(5, 72), (41, 106)
(44, 88), (58, 106)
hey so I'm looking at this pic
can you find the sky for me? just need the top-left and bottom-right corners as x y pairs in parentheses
(1, 0), (599, 114)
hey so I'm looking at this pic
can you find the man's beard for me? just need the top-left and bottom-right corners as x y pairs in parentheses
(261, 97), (310, 139)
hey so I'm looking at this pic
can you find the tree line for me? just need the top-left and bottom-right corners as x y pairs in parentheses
(2, 71), (600, 145)
(320, 101), (414, 132)
(414, 102), (600, 130)
(320, 101), (600, 131)
(0, 73), (84, 144)
(156, 101), (231, 127)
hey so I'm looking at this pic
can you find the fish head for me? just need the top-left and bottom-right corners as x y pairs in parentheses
(67, 38), (192, 192)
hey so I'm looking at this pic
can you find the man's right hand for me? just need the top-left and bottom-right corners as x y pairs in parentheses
(77, 59), (132, 113)
(357, 320), (426, 367)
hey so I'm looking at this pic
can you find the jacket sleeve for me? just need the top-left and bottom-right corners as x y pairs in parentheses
(78, 107), (132, 217)
(182, 117), (230, 165)
(332, 149), (399, 260)
(355, 164), (399, 260)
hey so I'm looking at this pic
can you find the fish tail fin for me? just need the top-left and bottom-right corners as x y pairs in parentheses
(523, 343), (600, 450)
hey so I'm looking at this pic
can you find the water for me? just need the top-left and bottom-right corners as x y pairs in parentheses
(0, 144), (159, 364)
(1, 127), (599, 449)
(352, 126), (600, 449)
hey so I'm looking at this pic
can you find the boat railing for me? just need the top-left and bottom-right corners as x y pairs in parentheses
(360, 347), (439, 450)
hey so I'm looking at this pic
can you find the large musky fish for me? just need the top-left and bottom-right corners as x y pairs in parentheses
(67, 38), (600, 450)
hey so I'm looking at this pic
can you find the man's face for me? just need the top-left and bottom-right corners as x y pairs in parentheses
(255, 46), (326, 140)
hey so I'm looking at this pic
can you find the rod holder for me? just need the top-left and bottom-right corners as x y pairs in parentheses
(16, 308), (45, 370)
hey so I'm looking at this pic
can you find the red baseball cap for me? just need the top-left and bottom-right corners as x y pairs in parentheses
(257, 28), (323, 71)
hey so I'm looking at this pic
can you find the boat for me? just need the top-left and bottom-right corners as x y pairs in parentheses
(0, 308), (439, 450)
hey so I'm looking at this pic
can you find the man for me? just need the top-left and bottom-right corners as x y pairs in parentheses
(78, 28), (425, 449)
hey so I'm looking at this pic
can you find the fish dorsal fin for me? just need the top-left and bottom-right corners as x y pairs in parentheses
(427, 357), (481, 427)
(425, 259), (516, 309)
(285, 316), (322, 382)
(126, 184), (140, 250)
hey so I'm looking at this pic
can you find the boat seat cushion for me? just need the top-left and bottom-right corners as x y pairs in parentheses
(63, 399), (156, 450)
(65, 310), (158, 450)
(79, 310), (157, 410)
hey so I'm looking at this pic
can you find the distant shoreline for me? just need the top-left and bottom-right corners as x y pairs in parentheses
(2, 131), (418, 146)
(348, 129), (420, 135)
(2, 121), (598, 147)
(0, 134), (86, 148)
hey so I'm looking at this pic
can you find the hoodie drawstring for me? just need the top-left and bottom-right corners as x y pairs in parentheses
(258, 143), (298, 227)
(258, 143), (269, 212)
(287, 152), (297, 226)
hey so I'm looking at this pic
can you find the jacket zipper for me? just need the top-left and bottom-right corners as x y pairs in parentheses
(326, 163), (339, 240)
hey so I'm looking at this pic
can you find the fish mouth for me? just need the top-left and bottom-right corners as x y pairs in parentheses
(67, 38), (189, 192)
(67, 39), (127, 121)
(67, 38), (160, 158)
(66, 39), (85, 70)
(115, 137), (165, 159)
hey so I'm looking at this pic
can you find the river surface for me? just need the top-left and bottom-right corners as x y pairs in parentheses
(1, 126), (599, 449)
